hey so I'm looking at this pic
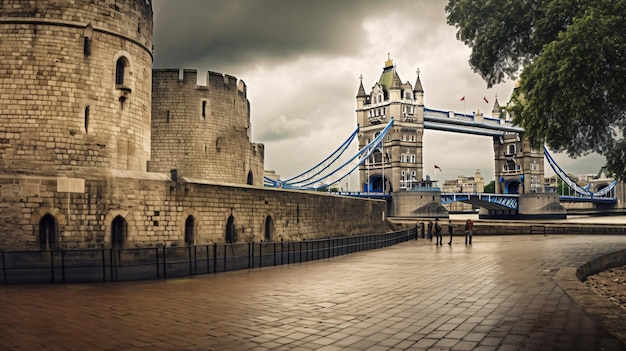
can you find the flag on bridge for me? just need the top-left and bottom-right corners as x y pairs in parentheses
(460, 96), (465, 101)
(434, 164), (442, 171)
(483, 96), (489, 104)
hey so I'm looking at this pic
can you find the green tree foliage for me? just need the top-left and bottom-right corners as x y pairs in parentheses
(446, 0), (626, 179)
(484, 180), (495, 193)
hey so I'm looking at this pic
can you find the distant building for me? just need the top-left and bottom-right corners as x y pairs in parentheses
(442, 170), (485, 212)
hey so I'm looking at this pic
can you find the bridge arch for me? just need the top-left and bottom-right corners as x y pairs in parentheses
(369, 174), (392, 193)
(503, 180), (521, 194)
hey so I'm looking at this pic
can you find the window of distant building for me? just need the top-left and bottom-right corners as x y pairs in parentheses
(507, 144), (516, 155)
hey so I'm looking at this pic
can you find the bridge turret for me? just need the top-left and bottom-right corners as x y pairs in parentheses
(414, 71), (424, 106)
(492, 96), (502, 119)
(356, 56), (424, 193)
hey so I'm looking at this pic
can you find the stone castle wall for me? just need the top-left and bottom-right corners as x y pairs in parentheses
(0, 0), (153, 175)
(0, 1), (391, 251)
(0, 174), (389, 250)
(150, 69), (264, 186)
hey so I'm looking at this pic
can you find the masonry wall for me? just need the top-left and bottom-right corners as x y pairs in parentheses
(0, 174), (389, 251)
(150, 69), (264, 186)
(0, 0), (153, 175)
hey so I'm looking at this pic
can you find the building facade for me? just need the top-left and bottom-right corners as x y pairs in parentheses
(356, 56), (424, 193)
(491, 93), (545, 194)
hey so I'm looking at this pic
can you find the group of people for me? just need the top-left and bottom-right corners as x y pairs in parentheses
(422, 218), (473, 245)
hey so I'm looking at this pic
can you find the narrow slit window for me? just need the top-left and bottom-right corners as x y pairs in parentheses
(84, 106), (90, 132)
(202, 101), (207, 119)
(83, 24), (93, 57)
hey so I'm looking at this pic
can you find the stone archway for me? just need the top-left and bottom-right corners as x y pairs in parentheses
(39, 214), (57, 251)
(225, 215), (236, 243)
(111, 215), (127, 249)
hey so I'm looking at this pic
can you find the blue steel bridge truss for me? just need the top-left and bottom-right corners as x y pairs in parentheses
(264, 109), (617, 205)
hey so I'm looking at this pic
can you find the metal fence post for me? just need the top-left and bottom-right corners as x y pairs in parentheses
(188, 245), (193, 276)
(61, 250), (66, 284)
(213, 243), (217, 274)
(206, 244), (210, 274)
(281, 240), (284, 265)
(155, 247), (160, 279)
(223, 244), (227, 272)
(248, 241), (254, 269)
(110, 249), (114, 282)
(162, 247), (167, 279)
(2, 251), (7, 284)
(100, 249), (105, 282)
(50, 250), (55, 283)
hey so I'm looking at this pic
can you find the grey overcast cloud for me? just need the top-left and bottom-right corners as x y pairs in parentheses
(152, 0), (605, 188)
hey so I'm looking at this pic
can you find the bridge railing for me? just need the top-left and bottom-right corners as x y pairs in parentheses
(0, 228), (417, 285)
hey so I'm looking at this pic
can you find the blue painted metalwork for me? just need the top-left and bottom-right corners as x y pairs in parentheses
(559, 195), (617, 203)
(441, 193), (519, 210)
(544, 147), (617, 199)
(423, 108), (524, 136)
(264, 119), (395, 190)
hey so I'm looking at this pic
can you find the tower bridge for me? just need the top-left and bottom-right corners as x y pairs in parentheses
(266, 56), (624, 219)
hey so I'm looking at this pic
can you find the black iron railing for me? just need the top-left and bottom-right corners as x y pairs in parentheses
(0, 228), (418, 284)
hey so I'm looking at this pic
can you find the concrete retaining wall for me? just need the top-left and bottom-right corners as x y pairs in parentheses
(576, 249), (626, 282)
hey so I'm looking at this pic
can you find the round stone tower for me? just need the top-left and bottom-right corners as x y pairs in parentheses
(0, 0), (153, 175)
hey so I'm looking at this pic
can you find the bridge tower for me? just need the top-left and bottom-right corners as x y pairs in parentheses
(356, 56), (424, 193)
(492, 97), (545, 195)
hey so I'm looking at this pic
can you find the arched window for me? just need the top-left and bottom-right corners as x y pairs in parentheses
(115, 57), (128, 86)
(247, 171), (254, 185)
(225, 215), (236, 243)
(111, 216), (127, 249)
(507, 144), (516, 155)
(264, 216), (273, 242)
(39, 214), (57, 251)
(184, 216), (195, 246)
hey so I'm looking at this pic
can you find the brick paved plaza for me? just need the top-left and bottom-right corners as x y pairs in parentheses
(1, 235), (625, 351)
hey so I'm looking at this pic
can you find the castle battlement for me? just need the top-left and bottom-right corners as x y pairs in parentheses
(153, 69), (247, 97)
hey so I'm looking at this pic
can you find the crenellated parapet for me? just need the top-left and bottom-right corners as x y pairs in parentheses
(150, 69), (264, 186)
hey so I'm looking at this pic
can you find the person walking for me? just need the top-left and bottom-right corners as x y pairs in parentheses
(465, 218), (473, 245)
(447, 220), (453, 245)
(427, 220), (433, 241)
(434, 218), (442, 245)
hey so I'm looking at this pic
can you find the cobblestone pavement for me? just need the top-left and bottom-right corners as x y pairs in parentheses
(1, 235), (625, 351)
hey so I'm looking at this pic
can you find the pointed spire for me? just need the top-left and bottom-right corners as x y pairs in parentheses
(356, 74), (367, 98)
(492, 94), (502, 114)
(390, 70), (402, 89)
(384, 52), (394, 69)
(414, 68), (423, 93)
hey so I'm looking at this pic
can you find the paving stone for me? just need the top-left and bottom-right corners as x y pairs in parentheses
(0, 234), (625, 350)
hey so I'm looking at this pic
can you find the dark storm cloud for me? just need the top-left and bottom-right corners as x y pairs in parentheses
(152, 0), (441, 72)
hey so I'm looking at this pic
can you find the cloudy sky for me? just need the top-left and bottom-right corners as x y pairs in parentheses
(151, 0), (605, 189)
